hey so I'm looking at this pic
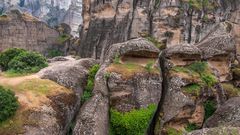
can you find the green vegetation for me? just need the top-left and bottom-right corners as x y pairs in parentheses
(182, 84), (201, 96)
(172, 61), (218, 88)
(113, 54), (121, 64)
(47, 49), (64, 58)
(0, 48), (48, 74)
(104, 72), (111, 79)
(8, 51), (48, 73)
(145, 61), (154, 72)
(203, 100), (217, 120)
(110, 104), (156, 135)
(232, 68), (240, 78)
(57, 34), (70, 44)
(0, 86), (19, 123)
(81, 64), (100, 104)
(222, 83), (240, 97)
(0, 48), (26, 71)
(166, 127), (183, 135)
(185, 123), (198, 132)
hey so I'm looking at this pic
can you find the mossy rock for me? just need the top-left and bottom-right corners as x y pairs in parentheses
(222, 83), (240, 98)
(232, 68), (240, 79)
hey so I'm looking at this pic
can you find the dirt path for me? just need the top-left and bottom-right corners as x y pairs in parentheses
(0, 74), (39, 86)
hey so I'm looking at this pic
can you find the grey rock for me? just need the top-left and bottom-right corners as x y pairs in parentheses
(204, 97), (240, 128)
(187, 127), (240, 135)
(38, 58), (98, 94)
(0, 9), (62, 54)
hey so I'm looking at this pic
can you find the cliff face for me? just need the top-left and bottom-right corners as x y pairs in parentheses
(0, 10), (60, 54)
(79, 0), (240, 59)
(0, 0), (82, 36)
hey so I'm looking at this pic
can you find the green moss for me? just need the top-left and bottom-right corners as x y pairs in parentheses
(204, 100), (217, 120)
(110, 104), (156, 135)
(185, 123), (199, 132)
(182, 84), (201, 96)
(171, 62), (218, 88)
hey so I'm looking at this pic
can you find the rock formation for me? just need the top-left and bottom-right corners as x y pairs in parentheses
(0, 10), (63, 54)
(78, 0), (239, 59)
(0, 0), (82, 36)
(73, 38), (162, 135)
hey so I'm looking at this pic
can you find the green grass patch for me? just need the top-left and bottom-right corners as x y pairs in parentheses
(171, 61), (218, 88)
(182, 84), (201, 96)
(222, 83), (240, 97)
(1, 70), (32, 78)
(81, 64), (100, 104)
(110, 104), (157, 135)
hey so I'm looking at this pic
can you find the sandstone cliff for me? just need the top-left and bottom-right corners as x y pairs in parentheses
(78, 0), (239, 60)
(0, 0), (82, 36)
(0, 10), (62, 54)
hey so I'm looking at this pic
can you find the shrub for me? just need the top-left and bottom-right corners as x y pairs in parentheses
(187, 61), (207, 74)
(145, 61), (154, 72)
(185, 123), (198, 132)
(203, 100), (217, 120)
(81, 64), (100, 104)
(113, 54), (120, 64)
(200, 73), (218, 87)
(47, 49), (64, 58)
(8, 51), (48, 73)
(0, 86), (19, 123)
(0, 48), (26, 71)
(57, 34), (70, 44)
(110, 104), (156, 135)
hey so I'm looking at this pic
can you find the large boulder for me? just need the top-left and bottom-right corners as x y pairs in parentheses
(73, 38), (161, 135)
(204, 97), (240, 128)
(187, 127), (240, 135)
(0, 75), (78, 135)
(38, 57), (98, 94)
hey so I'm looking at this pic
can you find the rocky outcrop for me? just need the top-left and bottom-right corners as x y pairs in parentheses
(73, 38), (162, 135)
(79, 0), (239, 59)
(0, 75), (78, 135)
(204, 97), (240, 128)
(0, 0), (82, 36)
(38, 57), (98, 94)
(152, 23), (236, 134)
(0, 10), (63, 54)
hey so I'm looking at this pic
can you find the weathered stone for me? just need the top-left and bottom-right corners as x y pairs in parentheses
(38, 57), (98, 94)
(204, 97), (240, 128)
(0, 10), (62, 55)
(187, 127), (240, 135)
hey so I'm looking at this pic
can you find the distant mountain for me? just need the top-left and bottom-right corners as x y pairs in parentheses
(0, 0), (82, 37)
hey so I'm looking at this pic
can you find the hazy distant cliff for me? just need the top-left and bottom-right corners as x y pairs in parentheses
(0, 0), (82, 36)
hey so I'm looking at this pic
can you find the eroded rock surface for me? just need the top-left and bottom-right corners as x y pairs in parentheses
(73, 38), (162, 135)
(0, 10), (62, 54)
